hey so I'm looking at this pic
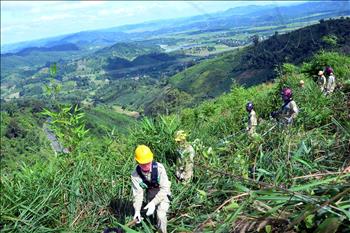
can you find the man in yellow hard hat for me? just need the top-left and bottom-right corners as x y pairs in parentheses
(174, 130), (195, 183)
(131, 145), (171, 233)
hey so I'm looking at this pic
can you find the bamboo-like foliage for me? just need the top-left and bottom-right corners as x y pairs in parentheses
(1, 52), (349, 232)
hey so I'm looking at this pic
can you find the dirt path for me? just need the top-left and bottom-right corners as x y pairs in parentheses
(112, 105), (140, 118)
(43, 119), (68, 154)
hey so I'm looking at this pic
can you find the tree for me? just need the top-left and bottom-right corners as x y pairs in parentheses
(2, 102), (17, 117)
(322, 34), (338, 47)
(5, 119), (25, 139)
(252, 34), (260, 46)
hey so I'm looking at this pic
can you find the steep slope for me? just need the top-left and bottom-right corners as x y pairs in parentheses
(1, 52), (349, 232)
(170, 50), (241, 99)
(136, 51), (350, 232)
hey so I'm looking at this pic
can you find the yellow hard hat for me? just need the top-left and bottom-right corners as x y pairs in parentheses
(318, 70), (323, 76)
(299, 80), (305, 84)
(134, 145), (153, 164)
(175, 130), (187, 142)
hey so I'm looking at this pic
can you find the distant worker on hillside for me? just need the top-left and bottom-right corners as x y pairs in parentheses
(131, 145), (171, 233)
(246, 102), (257, 136)
(175, 130), (195, 183)
(317, 71), (327, 92)
(325, 72), (336, 95)
(271, 87), (299, 125)
(299, 80), (305, 88)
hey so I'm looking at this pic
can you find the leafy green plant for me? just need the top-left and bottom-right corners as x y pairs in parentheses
(42, 104), (89, 152)
(41, 64), (89, 152)
(132, 115), (180, 165)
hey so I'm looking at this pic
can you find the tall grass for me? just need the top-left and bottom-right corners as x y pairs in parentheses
(1, 52), (349, 232)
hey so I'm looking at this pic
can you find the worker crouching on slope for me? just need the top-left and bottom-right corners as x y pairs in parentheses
(131, 145), (171, 233)
(271, 88), (299, 125)
(246, 101), (257, 136)
(175, 130), (195, 183)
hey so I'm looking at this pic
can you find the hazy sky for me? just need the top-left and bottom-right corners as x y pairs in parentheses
(1, 1), (301, 45)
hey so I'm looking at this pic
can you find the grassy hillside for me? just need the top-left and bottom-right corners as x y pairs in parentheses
(0, 99), (136, 164)
(0, 101), (52, 170)
(170, 49), (240, 98)
(84, 106), (136, 136)
(1, 51), (349, 232)
(169, 18), (350, 101)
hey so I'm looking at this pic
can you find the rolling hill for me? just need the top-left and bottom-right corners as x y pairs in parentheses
(169, 17), (350, 100)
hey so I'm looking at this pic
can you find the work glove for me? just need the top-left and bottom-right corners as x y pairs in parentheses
(144, 201), (156, 216)
(133, 211), (142, 224)
(177, 171), (185, 181)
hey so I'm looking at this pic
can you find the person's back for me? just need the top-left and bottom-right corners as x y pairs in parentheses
(246, 102), (257, 136)
(326, 73), (336, 94)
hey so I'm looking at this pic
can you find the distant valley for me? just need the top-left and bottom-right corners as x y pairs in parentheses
(1, 1), (349, 116)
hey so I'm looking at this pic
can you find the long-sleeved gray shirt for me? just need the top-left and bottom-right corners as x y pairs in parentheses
(281, 100), (299, 123)
(327, 74), (336, 93)
(248, 110), (257, 128)
(317, 75), (326, 91)
(131, 162), (171, 213)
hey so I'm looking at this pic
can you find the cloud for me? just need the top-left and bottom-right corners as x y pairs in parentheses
(52, 1), (106, 12)
(38, 13), (74, 22)
(97, 6), (141, 17)
(97, 9), (110, 16)
(30, 7), (42, 14)
(1, 1), (106, 16)
(1, 24), (32, 31)
(1, 1), (61, 12)
(0, 26), (12, 33)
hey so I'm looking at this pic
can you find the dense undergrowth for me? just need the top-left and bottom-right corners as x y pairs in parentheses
(1, 51), (349, 232)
